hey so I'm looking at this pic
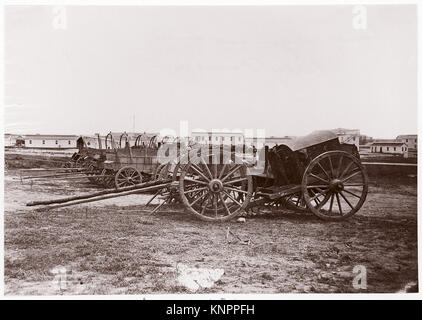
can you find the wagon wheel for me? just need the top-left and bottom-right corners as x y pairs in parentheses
(301, 151), (368, 221)
(86, 163), (102, 184)
(157, 163), (172, 180)
(179, 160), (253, 221)
(75, 156), (86, 168)
(101, 169), (115, 188)
(62, 160), (74, 169)
(152, 164), (164, 181)
(114, 166), (142, 188)
(285, 191), (308, 212)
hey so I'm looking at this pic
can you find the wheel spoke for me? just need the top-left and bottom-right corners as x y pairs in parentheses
(200, 195), (210, 214)
(190, 192), (209, 206)
(329, 193), (334, 214)
(342, 170), (361, 183)
(224, 177), (248, 185)
(335, 193), (343, 215)
(342, 188), (362, 198)
(307, 185), (330, 189)
(309, 173), (330, 185)
(343, 183), (365, 187)
(218, 164), (228, 180)
(221, 165), (242, 182)
(337, 155), (343, 178)
(328, 156), (335, 178)
(339, 191), (354, 209)
(213, 164), (218, 179)
(224, 186), (249, 194)
(222, 190), (242, 207)
(200, 157), (213, 180)
(214, 194), (218, 216)
(219, 193), (231, 215)
(309, 189), (329, 202)
(316, 162), (331, 179)
(183, 177), (209, 186)
(184, 187), (208, 195)
(339, 160), (354, 179)
(190, 164), (211, 182)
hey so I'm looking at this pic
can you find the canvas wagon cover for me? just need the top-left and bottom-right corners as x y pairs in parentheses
(280, 130), (338, 151)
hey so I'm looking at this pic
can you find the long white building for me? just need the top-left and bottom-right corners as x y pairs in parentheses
(24, 134), (78, 149)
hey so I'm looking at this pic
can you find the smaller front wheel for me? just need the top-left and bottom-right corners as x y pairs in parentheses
(115, 166), (142, 188)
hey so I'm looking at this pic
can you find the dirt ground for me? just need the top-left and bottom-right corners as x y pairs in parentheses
(3, 168), (418, 295)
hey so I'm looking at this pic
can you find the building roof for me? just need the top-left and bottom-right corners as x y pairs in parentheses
(191, 131), (244, 135)
(24, 134), (79, 140)
(397, 135), (417, 139)
(371, 139), (406, 146)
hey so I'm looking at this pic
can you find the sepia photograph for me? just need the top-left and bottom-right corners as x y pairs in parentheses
(1, 2), (419, 299)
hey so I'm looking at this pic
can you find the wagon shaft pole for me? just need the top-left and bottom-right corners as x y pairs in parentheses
(27, 178), (172, 206)
(34, 182), (173, 212)
(21, 171), (89, 180)
(19, 167), (86, 172)
(29, 174), (111, 181)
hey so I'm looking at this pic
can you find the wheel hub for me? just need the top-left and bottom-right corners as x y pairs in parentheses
(209, 179), (223, 193)
(329, 179), (344, 192)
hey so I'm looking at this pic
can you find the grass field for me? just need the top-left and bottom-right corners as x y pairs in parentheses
(3, 167), (418, 295)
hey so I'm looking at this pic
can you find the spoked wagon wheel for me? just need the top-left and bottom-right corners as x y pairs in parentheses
(153, 163), (172, 181)
(285, 191), (308, 213)
(62, 160), (74, 169)
(101, 169), (115, 188)
(86, 163), (102, 184)
(301, 151), (368, 221)
(179, 160), (253, 221)
(114, 166), (142, 188)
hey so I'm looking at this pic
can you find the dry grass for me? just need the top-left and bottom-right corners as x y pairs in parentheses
(3, 170), (418, 295)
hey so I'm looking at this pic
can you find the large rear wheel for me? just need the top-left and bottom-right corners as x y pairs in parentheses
(301, 151), (368, 221)
(179, 159), (253, 222)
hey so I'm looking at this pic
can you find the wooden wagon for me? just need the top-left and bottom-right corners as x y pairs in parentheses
(174, 130), (368, 221)
(30, 130), (369, 222)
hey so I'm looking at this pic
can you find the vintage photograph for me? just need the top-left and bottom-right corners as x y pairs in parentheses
(2, 4), (418, 295)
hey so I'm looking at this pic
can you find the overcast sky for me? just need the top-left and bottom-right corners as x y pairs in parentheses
(4, 5), (417, 138)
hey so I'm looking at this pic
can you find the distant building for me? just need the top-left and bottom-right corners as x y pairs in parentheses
(4, 134), (24, 147)
(370, 139), (408, 158)
(191, 130), (244, 145)
(331, 128), (360, 150)
(359, 144), (372, 155)
(396, 134), (417, 150)
(359, 134), (373, 145)
(24, 134), (78, 149)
